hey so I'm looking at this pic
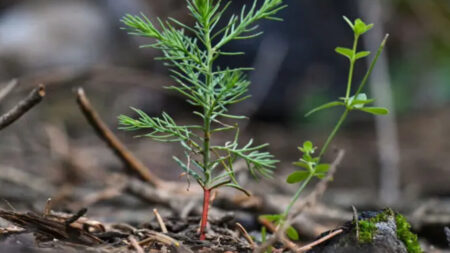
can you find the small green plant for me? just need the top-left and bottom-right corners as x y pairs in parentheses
(260, 17), (390, 238)
(118, 0), (285, 240)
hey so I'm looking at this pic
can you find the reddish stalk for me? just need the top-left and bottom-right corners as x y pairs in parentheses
(199, 188), (211, 240)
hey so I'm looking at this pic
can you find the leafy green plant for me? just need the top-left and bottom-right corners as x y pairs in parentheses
(260, 17), (390, 238)
(118, 0), (285, 240)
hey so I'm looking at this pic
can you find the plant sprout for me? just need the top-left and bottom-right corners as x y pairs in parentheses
(118, 0), (285, 240)
(261, 17), (389, 240)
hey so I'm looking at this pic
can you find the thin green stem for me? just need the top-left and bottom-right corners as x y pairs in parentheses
(354, 34), (389, 98)
(282, 109), (349, 221)
(282, 35), (356, 222)
(203, 116), (212, 184)
(283, 173), (314, 218)
(345, 35), (359, 100)
(319, 109), (349, 158)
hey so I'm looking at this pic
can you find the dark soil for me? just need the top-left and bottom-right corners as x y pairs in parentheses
(0, 208), (253, 253)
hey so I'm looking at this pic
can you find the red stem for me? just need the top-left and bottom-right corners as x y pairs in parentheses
(199, 188), (210, 240)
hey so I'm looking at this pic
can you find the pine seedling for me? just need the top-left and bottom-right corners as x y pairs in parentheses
(261, 17), (389, 240)
(118, 0), (286, 240)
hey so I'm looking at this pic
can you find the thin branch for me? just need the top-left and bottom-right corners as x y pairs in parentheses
(0, 208), (103, 246)
(76, 88), (162, 187)
(297, 229), (344, 252)
(138, 231), (180, 248)
(153, 208), (168, 233)
(65, 208), (88, 226)
(0, 79), (19, 103)
(236, 222), (256, 248)
(129, 236), (145, 253)
(257, 217), (298, 252)
(43, 198), (53, 217)
(0, 84), (45, 130)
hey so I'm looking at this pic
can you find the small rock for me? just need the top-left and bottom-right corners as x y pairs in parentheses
(308, 209), (419, 253)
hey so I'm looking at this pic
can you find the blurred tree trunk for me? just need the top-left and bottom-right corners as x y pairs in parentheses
(358, 0), (401, 205)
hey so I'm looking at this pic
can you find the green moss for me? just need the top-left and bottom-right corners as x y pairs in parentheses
(356, 209), (422, 253)
(357, 209), (392, 243)
(395, 214), (423, 253)
(374, 208), (394, 222)
(358, 220), (377, 243)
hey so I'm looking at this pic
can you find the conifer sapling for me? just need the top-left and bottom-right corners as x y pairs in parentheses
(118, 0), (286, 240)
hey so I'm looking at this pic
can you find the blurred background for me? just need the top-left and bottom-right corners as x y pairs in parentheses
(0, 0), (449, 249)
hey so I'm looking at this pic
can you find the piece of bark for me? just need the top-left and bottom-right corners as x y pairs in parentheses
(0, 209), (102, 246)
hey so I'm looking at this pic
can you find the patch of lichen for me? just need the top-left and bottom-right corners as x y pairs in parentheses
(395, 214), (422, 253)
(357, 209), (392, 243)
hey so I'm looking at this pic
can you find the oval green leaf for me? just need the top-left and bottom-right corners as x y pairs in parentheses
(259, 214), (281, 223)
(293, 161), (309, 169)
(348, 93), (368, 108)
(286, 226), (299, 241)
(286, 171), (310, 184)
(305, 101), (344, 117)
(335, 47), (354, 60)
(351, 98), (375, 108)
(315, 164), (330, 173)
(303, 141), (313, 152)
(355, 51), (371, 60)
(359, 107), (389, 115)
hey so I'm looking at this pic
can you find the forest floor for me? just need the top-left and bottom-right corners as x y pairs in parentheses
(0, 72), (449, 252)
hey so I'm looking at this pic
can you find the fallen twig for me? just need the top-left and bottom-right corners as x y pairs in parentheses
(138, 231), (180, 248)
(0, 84), (45, 130)
(236, 222), (256, 248)
(258, 216), (278, 232)
(257, 217), (298, 252)
(153, 208), (168, 233)
(0, 226), (26, 235)
(0, 209), (103, 245)
(64, 208), (87, 226)
(297, 229), (344, 252)
(0, 79), (19, 102)
(76, 88), (161, 187)
(129, 236), (145, 253)
(43, 198), (52, 217)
